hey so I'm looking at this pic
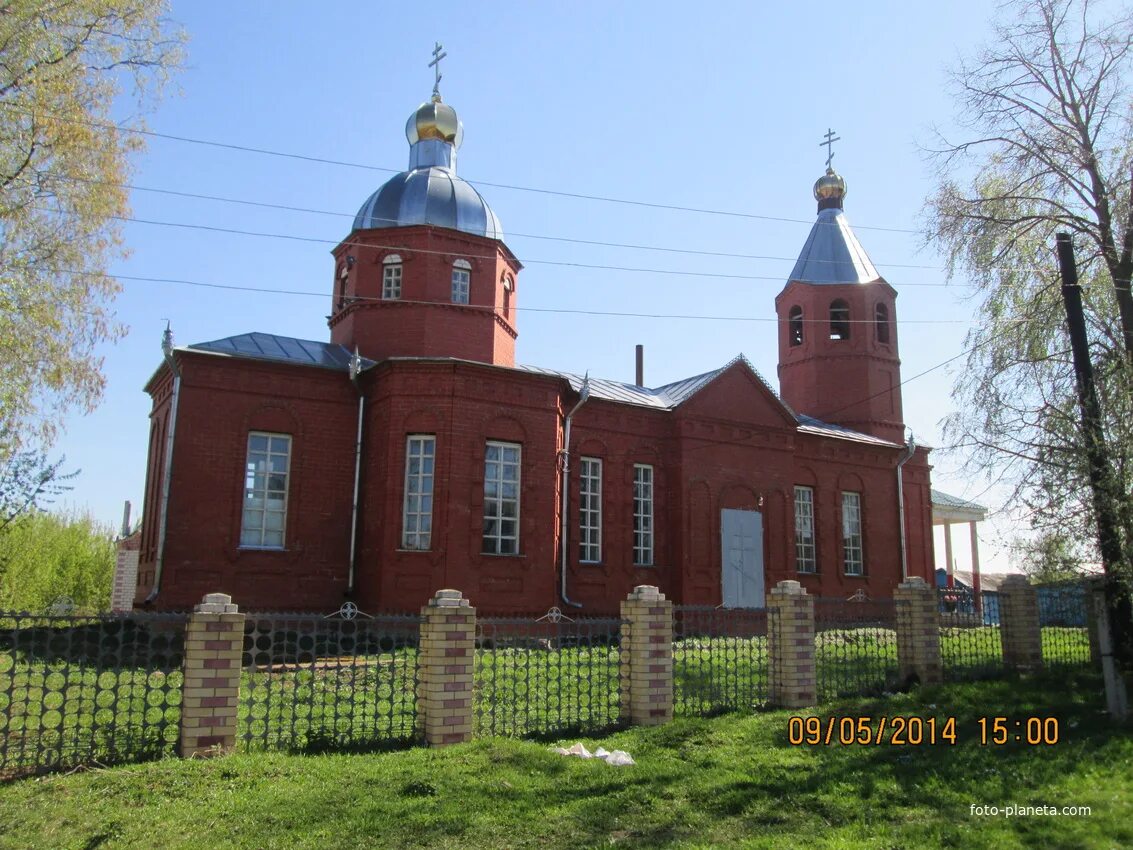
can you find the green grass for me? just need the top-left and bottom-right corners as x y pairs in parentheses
(474, 645), (621, 737)
(0, 672), (1128, 849)
(816, 627), (897, 700)
(941, 626), (1005, 679)
(240, 655), (419, 750)
(1042, 627), (1093, 666)
(673, 635), (768, 715)
(0, 659), (183, 773)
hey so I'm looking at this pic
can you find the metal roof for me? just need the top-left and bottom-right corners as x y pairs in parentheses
(179, 335), (900, 449)
(796, 414), (902, 447)
(518, 364), (689, 408)
(353, 167), (503, 240)
(931, 488), (988, 523)
(186, 332), (371, 371)
(522, 355), (787, 412)
(352, 98), (502, 240)
(788, 208), (881, 285)
(521, 358), (896, 447)
(931, 489), (987, 512)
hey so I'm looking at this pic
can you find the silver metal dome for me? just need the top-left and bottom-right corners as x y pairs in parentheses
(788, 208), (879, 285)
(352, 166), (503, 239)
(352, 97), (503, 240)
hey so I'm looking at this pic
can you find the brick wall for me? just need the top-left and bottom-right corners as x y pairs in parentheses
(775, 279), (905, 445)
(111, 532), (141, 613)
(328, 225), (521, 366)
(138, 351), (935, 614)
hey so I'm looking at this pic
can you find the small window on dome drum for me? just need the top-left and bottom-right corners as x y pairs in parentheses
(875, 303), (890, 344)
(829, 299), (850, 341)
(788, 305), (804, 346)
(452, 259), (471, 304)
(335, 266), (347, 311)
(382, 254), (402, 300)
(502, 273), (514, 319)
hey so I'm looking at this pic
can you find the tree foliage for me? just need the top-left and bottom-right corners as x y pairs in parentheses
(1018, 528), (1090, 581)
(926, 0), (1133, 575)
(0, 0), (184, 450)
(0, 510), (115, 612)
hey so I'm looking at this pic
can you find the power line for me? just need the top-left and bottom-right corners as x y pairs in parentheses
(39, 172), (948, 271)
(25, 173), (1072, 283)
(820, 335), (996, 421)
(54, 269), (974, 325)
(0, 103), (919, 233)
(93, 265), (984, 453)
(35, 206), (959, 287)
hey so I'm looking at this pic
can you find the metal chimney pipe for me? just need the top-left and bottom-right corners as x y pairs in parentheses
(635, 344), (644, 386)
(120, 501), (132, 538)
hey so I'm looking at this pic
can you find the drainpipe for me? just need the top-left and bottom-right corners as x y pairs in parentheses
(559, 376), (591, 608)
(896, 431), (916, 582)
(347, 348), (365, 596)
(146, 323), (181, 604)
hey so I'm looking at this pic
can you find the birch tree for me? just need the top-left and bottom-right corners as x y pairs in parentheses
(927, 0), (1133, 567)
(0, 0), (184, 453)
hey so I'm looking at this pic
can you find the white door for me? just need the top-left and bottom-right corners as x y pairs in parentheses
(721, 509), (765, 608)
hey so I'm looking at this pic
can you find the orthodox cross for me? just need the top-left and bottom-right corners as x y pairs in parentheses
(820, 128), (841, 169)
(429, 42), (447, 98)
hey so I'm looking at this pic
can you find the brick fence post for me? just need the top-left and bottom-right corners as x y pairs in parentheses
(619, 585), (673, 726)
(894, 576), (943, 686)
(999, 575), (1042, 671)
(768, 580), (816, 708)
(417, 589), (476, 746)
(179, 593), (245, 757)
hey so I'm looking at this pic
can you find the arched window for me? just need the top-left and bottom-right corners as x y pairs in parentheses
(451, 259), (471, 304)
(335, 265), (348, 311)
(502, 273), (514, 319)
(788, 305), (804, 346)
(829, 299), (850, 340)
(382, 254), (402, 300)
(875, 303), (890, 344)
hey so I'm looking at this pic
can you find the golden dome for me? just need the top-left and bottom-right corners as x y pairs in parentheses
(813, 167), (847, 202)
(406, 97), (464, 148)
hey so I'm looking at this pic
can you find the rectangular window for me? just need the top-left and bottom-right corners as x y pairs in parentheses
(633, 463), (654, 566)
(452, 267), (470, 304)
(382, 263), (402, 299)
(402, 435), (435, 550)
(483, 441), (520, 555)
(241, 432), (291, 548)
(579, 457), (602, 563)
(841, 491), (864, 575)
(794, 486), (817, 573)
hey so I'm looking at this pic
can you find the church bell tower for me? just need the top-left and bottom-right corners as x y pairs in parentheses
(775, 159), (905, 444)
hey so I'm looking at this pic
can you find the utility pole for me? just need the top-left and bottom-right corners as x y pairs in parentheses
(1056, 232), (1130, 719)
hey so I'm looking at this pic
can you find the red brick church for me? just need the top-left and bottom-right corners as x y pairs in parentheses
(131, 82), (935, 615)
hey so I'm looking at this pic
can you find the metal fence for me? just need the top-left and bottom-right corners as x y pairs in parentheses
(815, 598), (899, 699)
(938, 587), (1004, 681)
(0, 611), (187, 778)
(240, 613), (420, 752)
(1036, 581), (1092, 668)
(673, 606), (769, 715)
(474, 615), (622, 737)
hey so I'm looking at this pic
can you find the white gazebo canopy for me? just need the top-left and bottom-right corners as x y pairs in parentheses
(932, 489), (989, 592)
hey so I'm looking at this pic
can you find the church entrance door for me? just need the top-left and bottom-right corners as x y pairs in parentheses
(720, 509), (764, 608)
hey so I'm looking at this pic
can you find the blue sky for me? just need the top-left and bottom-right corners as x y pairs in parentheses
(54, 0), (1015, 574)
